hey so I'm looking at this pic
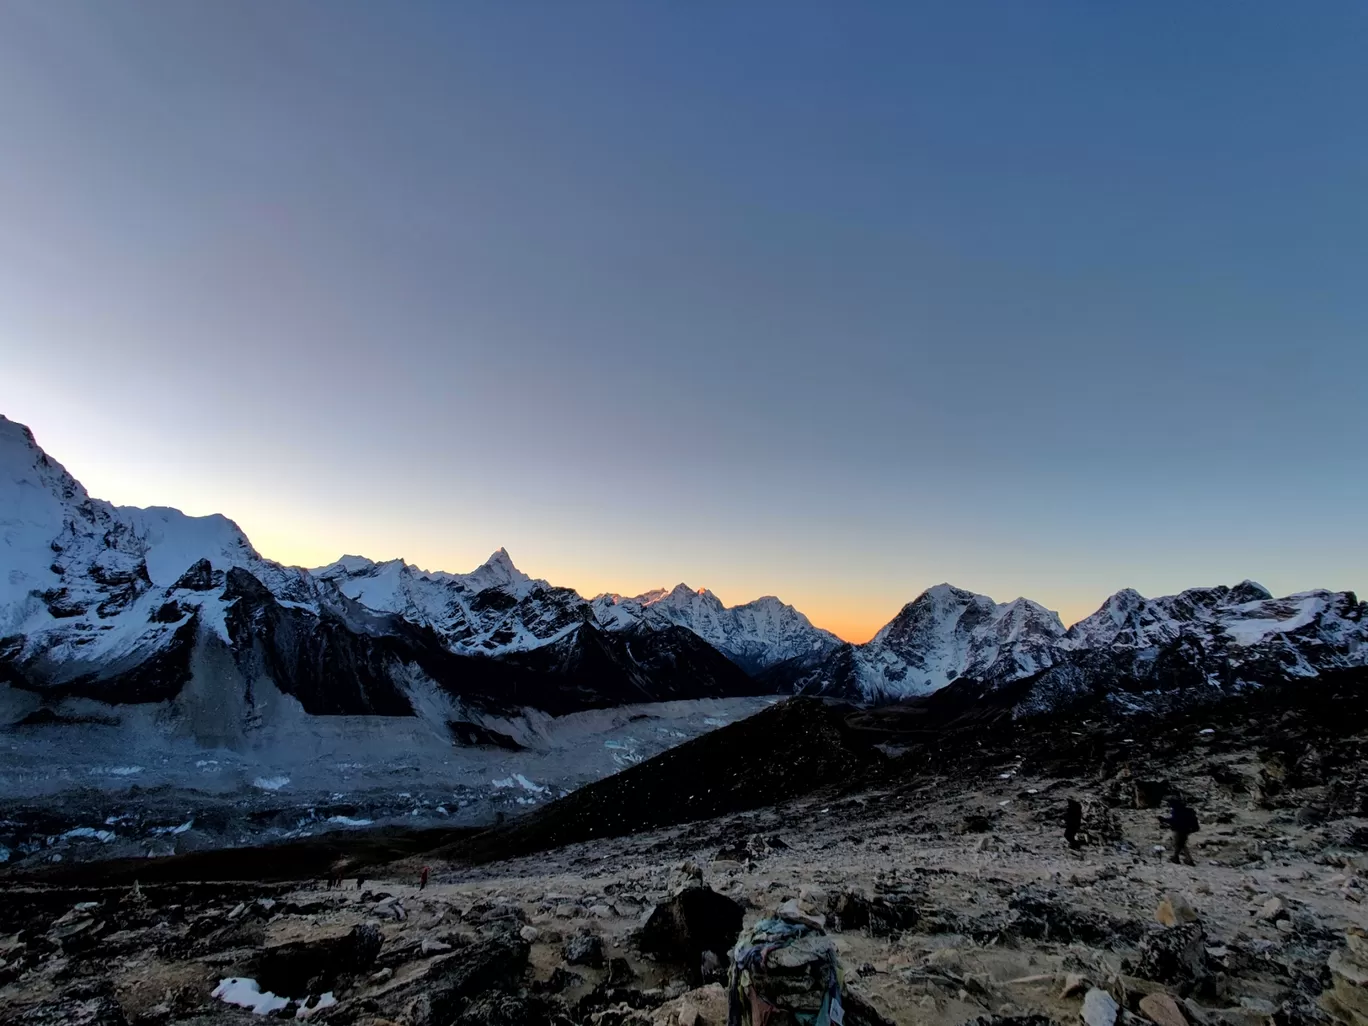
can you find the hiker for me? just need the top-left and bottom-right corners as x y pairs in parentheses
(1159, 798), (1199, 865)
(356, 874), (366, 891)
(419, 865), (430, 890)
(1064, 798), (1083, 849)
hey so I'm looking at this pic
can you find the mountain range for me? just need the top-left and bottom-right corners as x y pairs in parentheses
(2, 414), (1364, 729)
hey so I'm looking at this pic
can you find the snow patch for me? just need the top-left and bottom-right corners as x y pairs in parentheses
(212, 978), (289, 1016)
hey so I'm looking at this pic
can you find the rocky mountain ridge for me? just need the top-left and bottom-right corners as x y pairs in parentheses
(2, 414), (1365, 725)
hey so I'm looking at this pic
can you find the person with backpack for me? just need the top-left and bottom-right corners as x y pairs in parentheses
(1064, 798), (1083, 849)
(1159, 798), (1199, 865)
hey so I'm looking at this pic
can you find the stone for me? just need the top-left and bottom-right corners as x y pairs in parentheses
(637, 887), (744, 979)
(1257, 898), (1285, 922)
(400, 936), (530, 1026)
(1321, 932), (1368, 1026)
(670, 861), (705, 895)
(1157, 894), (1200, 927)
(246, 922), (384, 996)
(519, 925), (540, 943)
(1061, 974), (1090, 998)
(562, 933), (605, 968)
(1135, 923), (1207, 991)
(649, 983), (728, 1026)
(1140, 993), (1190, 1026)
(420, 937), (452, 955)
(1082, 988), (1120, 1026)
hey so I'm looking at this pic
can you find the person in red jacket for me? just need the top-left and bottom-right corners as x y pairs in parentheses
(419, 865), (430, 890)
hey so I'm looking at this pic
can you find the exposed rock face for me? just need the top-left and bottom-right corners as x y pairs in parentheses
(1322, 929), (1368, 1026)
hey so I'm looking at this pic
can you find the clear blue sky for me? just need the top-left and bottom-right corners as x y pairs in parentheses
(2, 2), (1365, 640)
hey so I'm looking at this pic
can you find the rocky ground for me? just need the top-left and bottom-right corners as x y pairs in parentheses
(4, 710), (1367, 1026)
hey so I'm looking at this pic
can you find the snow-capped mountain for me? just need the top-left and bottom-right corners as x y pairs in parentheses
(785, 579), (1367, 708)
(311, 552), (591, 655)
(590, 584), (841, 673)
(3, 412), (1365, 725)
(787, 584), (1067, 701)
(0, 416), (757, 724)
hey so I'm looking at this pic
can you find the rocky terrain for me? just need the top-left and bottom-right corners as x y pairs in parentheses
(3, 669), (1365, 1026)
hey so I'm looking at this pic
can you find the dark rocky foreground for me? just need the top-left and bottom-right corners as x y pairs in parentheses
(3, 671), (1368, 1025)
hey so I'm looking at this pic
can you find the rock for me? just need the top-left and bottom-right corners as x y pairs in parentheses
(1239, 998), (1275, 1015)
(1061, 974), (1091, 998)
(1083, 988), (1120, 1026)
(1140, 993), (1191, 1026)
(369, 967), (393, 983)
(670, 861), (705, 895)
(533, 967), (584, 995)
(400, 936), (530, 1026)
(246, 922), (384, 996)
(1135, 923), (1207, 992)
(649, 983), (728, 1026)
(590, 904), (615, 919)
(519, 925), (540, 943)
(1321, 929), (1368, 1026)
(1010, 886), (1141, 947)
(637, 887), (744, 979)
(563, 932), (605, 968)
(462, 992), (556, 1026)
(1157, 894), (1200, 927)
(1257, 898), (1286, 923)
(964, 1018), (1059, 1026)
(420, 937), (452, 955)
(827, 889), (919, 936)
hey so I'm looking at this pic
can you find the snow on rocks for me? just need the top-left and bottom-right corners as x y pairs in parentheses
(212, 978), (289, 1016)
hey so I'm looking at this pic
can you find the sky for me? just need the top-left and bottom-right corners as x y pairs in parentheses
(1, 2), (1365, 643)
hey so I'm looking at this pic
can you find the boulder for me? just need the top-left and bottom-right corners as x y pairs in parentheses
(1321, 929), (1368, 1026)
(1082, 988), (1119, 1026)
(1256, 898), (1286, 923)
(1157, 894), (1200, 927)
(401, 935), (531, 1026)
(563, 932), (605, 968)
(828, 890), (918, 936)
(1140, 993), (1191, 1026)
(649, 983), (728, 1026)
(246, 922), (384, 995)
(1134, 923), (1207, 992)
(638, 887), (744, 979)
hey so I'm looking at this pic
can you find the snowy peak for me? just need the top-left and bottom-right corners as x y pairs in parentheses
(589, 584), (840, 673)
(1065, 580), (1364, 657)
(464, 547), (532, 593)
(311, 549), (583, 655)
(847, 584), (1065, 700)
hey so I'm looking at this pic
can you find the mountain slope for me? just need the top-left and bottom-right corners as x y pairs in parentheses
(784, 579), (1367, 707)
(0, 417), (765, 725)
(590, 584), (841, 673)
(312, 552), (592, 656)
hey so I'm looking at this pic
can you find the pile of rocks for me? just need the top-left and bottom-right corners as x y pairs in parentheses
(1322, 928), (1368, 1026)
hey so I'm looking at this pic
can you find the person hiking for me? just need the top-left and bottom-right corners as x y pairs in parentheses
(1159, 798), (1199, 865)
(419, 865), (430, 890)
(1064, 798), (1083, 849)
